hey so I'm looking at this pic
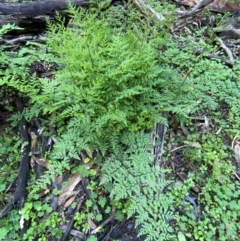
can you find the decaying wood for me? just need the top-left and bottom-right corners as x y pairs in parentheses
(0, 0), (88, 17)
(0, 97), (30, 221)
(60, 196), (85, 241)
(175, 0), (240, 13)
(133, 0), (165, 21)
(0, 0), (89, 31)
(214, 18), (240, 39)
(216, 37), (234, 65)
(175, 0), (214, 16)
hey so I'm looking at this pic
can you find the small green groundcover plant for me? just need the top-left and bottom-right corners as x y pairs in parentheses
(170, 134), (240, 241)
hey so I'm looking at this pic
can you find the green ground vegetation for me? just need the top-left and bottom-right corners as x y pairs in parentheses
(0, 1), (240, 241)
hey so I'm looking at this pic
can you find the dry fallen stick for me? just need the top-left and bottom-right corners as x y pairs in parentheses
(152, 122), (167, 166)
(133, 0), (165, 21)
(60, 196), (85, 241)
(91, 209), (116, 234)
(3, 36), (35, 44)
(231, 167), (240, 181)
(216, 37), (234, 65)
(193, 48), (235, 66)
(175, 0), (214, 16)
(231, 135), (239, 150)
(0, 97), (31, 221)
(173, 0), (214, 32)
(231, 135), (240, 180)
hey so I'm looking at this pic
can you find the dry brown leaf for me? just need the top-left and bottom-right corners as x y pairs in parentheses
(64, 193), (78, 208)
(177, 172), (188, 181)
(183, 141), (201, 148)
(58, 173), (82, 206)
(58, 191), (79, 206)
(60, 225), (86, 239)
(59, 173), (82, 196)
(44, 188), (50, 195)
(30, 156), (35, 168)
(87, 218), (97, 229)
(34, 157), (49, 169)
(234, 143), (240, 164)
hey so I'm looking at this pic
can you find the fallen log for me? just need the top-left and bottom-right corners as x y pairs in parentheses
(174, 0), (240, 14)
(0, 0), (89, 32)
(0, 97), (30, 221)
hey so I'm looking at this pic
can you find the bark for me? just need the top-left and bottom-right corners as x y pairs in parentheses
(0, 0), (89, 32)
(174, 0), (240, 14)
(0, 97), (30, 220)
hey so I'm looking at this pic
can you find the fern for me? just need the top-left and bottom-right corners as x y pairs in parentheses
(2, 5), (193, 159)
(101, 131), (175, 241)
(29, 6), (192, 137)
(0, 6), (195, 240)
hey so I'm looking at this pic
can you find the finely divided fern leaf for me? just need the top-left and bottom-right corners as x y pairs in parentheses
(101, 132), (174, 241)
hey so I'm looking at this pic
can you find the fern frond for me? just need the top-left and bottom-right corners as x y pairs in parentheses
(101, 132), (174, 240)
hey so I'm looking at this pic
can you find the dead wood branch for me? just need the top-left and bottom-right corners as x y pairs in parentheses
(214, 18), (240, 39)
(216, 37), (234, 65)
(133, 0), (165, 21)
(175, 0), (214, 16)
(0, 97), (30, 221)
(174, 0), (240, 14)
(60, 196), (85, 241)
(194, 48), (234, 66)
(91, 210), (116, 234)
(0, 0), (88, 17)
(0, 0), (88, 32)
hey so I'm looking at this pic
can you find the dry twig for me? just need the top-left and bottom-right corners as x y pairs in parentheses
(91, 209), (116, 234)
(133, 0), (165, 21)
(216, 37), (234, 65)
(175, 0), (214, 16)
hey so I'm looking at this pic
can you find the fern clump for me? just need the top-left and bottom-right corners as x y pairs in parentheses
(101, 131), (175, 241)
(27, 6), (192, 151)
(34, 10), (161, 130)
(0, 5), (204, 241)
